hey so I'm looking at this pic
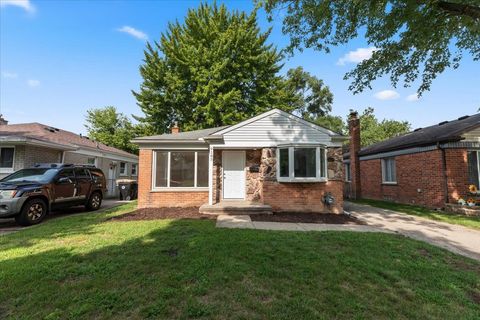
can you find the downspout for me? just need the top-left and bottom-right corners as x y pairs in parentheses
(438, 143), (449, 205)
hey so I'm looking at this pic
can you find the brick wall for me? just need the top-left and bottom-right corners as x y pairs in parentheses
(137, 149), (208, 208)
(353, 149), (471, 208)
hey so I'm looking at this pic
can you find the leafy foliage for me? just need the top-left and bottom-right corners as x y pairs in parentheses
(358, 107), (411, 147)
(263, 0), (480, 95)
(133, 3), (334, 134)
(313, 114), (345, 134)
(85, 106), (151, 154)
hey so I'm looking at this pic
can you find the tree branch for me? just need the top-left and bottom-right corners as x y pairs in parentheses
(435, 1), (480, 20)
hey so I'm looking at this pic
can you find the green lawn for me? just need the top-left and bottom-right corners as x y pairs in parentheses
(353, 198), (480, 230)
(1, 203), (479, 319)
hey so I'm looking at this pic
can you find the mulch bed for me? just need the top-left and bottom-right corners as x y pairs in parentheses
(250, 212), (366, 225)
(109, 207), (215, 221)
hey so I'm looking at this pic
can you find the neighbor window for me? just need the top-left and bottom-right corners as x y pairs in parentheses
(131, 164), (138, 176)
(153, 151), (209, 189)
(467, 151), (480, 189)
(0, 147), (14, 171)
(87, 157), (96, 165)
(381, 157), (396, 183)
(119, 162), (127, 175)
(277, 146), (327, 182)
(345, 163), (351, 182)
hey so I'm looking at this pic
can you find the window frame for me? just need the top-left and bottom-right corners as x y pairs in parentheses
(467, 150), (480, 189)
(345, 163), (351, 182)
(276, 145), (328, 183)
(152, 150), (209, 191)
(119, 162), (128, 176)
(381, 157), (397, 184)
(0, 146), (15, 174)
(131, 163), (138, 176)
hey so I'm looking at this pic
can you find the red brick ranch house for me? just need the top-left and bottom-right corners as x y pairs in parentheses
(344, 112), (480, 209)
(133, 109), (347, 214)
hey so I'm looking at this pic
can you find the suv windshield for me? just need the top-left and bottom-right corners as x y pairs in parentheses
(1, 168), (60, 183)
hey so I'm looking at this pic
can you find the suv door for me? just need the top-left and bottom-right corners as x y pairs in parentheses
(53, 168), (77, 204)
(74, 167), (92, 201)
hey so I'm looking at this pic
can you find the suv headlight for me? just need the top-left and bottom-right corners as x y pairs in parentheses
(0, 190), (17, 200)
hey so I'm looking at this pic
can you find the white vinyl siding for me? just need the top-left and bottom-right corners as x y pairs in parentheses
(382, 157), (397, 183)
(222, 112), (333, 147)
(462, 128), (480, 142)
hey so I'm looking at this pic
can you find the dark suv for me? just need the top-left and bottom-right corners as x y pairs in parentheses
(0, 163), (107, 226)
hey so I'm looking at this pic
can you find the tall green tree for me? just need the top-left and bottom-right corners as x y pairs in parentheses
(358, 107), (411, 147)
(263, 0), (480, 95)
(85, 106), (146, 154)
(284, 66), (333, 119)
(133, 3), (291, 133)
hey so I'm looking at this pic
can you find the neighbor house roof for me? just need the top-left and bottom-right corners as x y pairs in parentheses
(0, 122), (137, 159)
(353, 113), (480, 157)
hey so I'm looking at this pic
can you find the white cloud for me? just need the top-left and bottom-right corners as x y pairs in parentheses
(406, 93), (420, 102)
(337, 47), (377, 65)
(117, 26), (148, 40)
(2, 71), (18, 79)
(0, 0), (35, 13)
(374, 90), (400, 100)
(27, 79), (40, 87)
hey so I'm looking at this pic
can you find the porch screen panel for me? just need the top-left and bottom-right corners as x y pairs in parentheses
(467, 151), (479, 188)
(170, 152), (195, 187)
(155, 152), (168, 187)
(196, 152), (209, 187)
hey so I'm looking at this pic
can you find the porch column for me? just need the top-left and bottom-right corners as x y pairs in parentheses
(208, 145), (214, 205)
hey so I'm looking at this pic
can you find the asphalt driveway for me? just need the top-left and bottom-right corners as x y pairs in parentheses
(345, 201), (480, 261)
(0, 199), (130, 235)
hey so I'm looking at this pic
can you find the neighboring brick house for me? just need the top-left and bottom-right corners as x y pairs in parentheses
(0, 115), (138, 197)
(344, 112), (480, 208)
(133, 109), (347, 213)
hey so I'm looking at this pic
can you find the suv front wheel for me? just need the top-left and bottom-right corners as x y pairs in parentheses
(15, 198), (47, 226)
(86, 192), (102, 211)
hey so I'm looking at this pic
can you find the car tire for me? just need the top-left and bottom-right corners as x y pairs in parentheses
(15, 198), (48, 226)
(86, 192), (102, 211)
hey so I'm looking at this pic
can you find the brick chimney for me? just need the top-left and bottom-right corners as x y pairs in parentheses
(348, 111), (361, 199)
(0, 115), (8, 126)
(171, 121), (180, 134)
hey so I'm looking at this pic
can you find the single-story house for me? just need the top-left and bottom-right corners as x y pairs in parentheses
(344, 111), (480, 208)
(0, 115), (138, 197)
(133, 109), (347, 214)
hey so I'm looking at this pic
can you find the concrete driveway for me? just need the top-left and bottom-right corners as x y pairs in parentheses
(0, 199), (129, 236)
(345, 201), (480, 261)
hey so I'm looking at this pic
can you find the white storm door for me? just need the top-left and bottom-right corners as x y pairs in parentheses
(222, 151), (245, 199)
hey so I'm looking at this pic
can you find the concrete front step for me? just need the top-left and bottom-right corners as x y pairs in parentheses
(199, 201), (273, 215)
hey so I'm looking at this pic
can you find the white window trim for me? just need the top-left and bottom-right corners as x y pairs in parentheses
(152, 150), (209, 191)
(0, 146), (15, 174)
(119, 162), (128, 176)
(131, 163), (138, 176)
(381, 157), (397, 184)
(277, 146), (328, 183)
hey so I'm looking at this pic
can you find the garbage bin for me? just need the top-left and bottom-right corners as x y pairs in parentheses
(117, 180), (138, 201)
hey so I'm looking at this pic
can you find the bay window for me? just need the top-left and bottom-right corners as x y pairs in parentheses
(153, 150), (209, 189)
(277, 146), (327, 182)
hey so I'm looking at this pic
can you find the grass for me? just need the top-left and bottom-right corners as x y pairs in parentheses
(353, 198), (480, 230)
(0, 203), (479, 319)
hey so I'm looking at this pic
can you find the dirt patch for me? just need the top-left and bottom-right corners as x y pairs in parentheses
(250, 212), (366, 224)
(469, 290), (480, 304)
(109, 207), (215, 221)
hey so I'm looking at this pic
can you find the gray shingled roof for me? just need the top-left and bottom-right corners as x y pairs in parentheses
(133, 126), (229, 141)
(357, 113), (480, 156)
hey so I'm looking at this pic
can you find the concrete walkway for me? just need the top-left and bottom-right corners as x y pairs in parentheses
(217, 202), (480, 261)
(345, 201), (480, 261)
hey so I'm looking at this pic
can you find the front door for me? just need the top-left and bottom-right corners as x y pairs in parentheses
(223, 151), (245, 199)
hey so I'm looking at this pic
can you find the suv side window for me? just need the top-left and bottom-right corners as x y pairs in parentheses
(74, 168), (91, 180)
(89, 169), (104, 183)
(58, 168), (75, 182)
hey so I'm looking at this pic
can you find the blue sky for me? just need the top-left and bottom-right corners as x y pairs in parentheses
(1, 0), (479, 135)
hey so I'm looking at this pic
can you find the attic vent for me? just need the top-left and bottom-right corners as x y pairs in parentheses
(44, 127), (56, 133)
(413, 128), (422, 132)
(438, 121), (449, 126)
(458, 115), (469, 120)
